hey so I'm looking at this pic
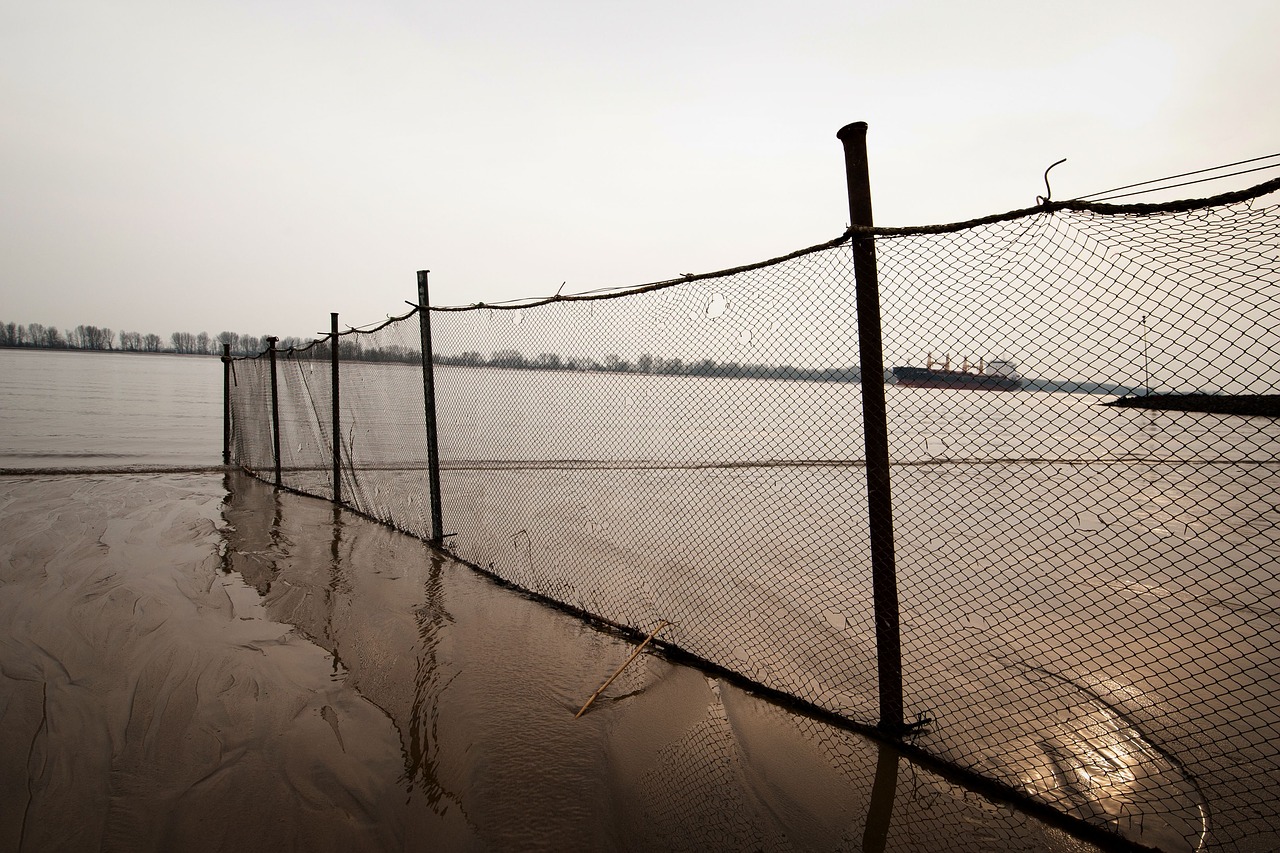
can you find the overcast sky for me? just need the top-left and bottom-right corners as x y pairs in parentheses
(2, 0), (1277, 340)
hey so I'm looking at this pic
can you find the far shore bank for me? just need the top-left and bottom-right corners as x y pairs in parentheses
(1102, 393), (1280, 417)
(0, 345), (224, 358)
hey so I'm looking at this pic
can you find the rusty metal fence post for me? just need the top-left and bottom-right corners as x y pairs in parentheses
(222, 343), (231, 465)
(837, 121), (904, 734)
(330, 312), (342, 505)
(267, 335), (282, 488)
(416, 271), (445, 544)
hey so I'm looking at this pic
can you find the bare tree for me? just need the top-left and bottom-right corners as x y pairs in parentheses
(217, 331), (239, 354)
(74, 325), (113, 350)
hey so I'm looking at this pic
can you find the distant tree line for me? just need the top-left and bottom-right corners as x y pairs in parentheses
(433, 349), (862, 382)
(267, 343), (860, 381)
(0, 319), (1145, 394)
(0, 322), (122, 350)
(0, 320), (308, 356)
(0, 321), (861, 383)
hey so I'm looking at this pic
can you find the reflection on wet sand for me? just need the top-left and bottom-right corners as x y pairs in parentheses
(218, 473), (1108, 852)
(1, 472), (1105, 851)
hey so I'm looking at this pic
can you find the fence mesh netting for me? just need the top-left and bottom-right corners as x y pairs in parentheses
(228, 182), (1280, 853)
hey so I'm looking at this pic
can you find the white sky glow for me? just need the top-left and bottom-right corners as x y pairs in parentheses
(1, 0), (1277, 340)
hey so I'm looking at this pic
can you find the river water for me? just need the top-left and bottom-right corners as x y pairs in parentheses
(0, 349), (223, 469)
(3, 348), (1278, 851)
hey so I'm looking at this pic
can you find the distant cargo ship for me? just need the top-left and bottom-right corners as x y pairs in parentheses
(891, 354), (1023, 391)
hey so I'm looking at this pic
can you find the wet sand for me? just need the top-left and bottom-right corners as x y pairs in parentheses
(0, 472), (1103, 852)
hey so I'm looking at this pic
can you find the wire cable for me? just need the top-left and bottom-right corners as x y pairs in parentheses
(1073, 152), (1280, 201)
(1085, 162), (1280, 203)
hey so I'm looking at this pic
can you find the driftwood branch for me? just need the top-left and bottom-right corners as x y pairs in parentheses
(575, 621), (671, 719)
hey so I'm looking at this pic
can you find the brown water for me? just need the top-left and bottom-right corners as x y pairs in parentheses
(0, 472), (1101, 852)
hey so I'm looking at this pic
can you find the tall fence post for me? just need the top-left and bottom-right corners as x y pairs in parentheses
(837, 121), (904, 734)
(330, 313), (342, 505)
(267, 336), (282, 489)
(222, 343), (231, 465)
(417, 271), (445, 544)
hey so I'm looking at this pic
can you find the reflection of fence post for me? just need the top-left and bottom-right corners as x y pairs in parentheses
(331, 312), (342, 505)
(222, 343), (231, 465)
(862, 744), (899, 853)
(837, 121), (903, 734)
(416, 271), (445, 544)
(267, 336), (282, 488)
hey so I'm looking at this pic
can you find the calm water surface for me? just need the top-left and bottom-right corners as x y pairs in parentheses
(0, 349), (222, 469)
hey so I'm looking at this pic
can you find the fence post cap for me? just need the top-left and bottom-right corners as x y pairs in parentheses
(836, 121), (869, 141)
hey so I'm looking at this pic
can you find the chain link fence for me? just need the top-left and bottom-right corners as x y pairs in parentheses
(227, 176), (1280, 852)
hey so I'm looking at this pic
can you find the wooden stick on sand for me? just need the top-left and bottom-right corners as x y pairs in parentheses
(575, 620), (672, 719)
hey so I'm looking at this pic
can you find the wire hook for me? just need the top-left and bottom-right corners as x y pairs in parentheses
(1037, 158), (1067, 205)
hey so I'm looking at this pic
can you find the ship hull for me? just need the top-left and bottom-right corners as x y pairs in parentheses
(892, 366), (1022, 391)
